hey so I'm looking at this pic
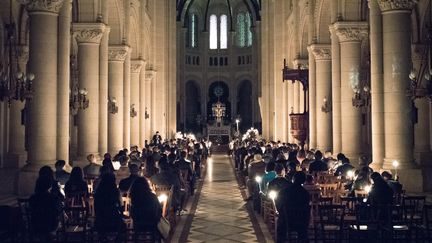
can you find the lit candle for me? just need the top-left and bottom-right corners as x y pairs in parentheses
(255, 176), (262, 184)
(346, 170), (355, 180)
(364, 185), (371, 194)
(392, 160), (399, 178)
(268, 190), (277, 201)
(158, 193), (168, 203)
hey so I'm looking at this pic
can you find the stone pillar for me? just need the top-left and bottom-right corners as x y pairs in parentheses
(73, 23), (104, 162)
(330, 25), (342, 155)
(130, 59), (143, 147)
(108, 45), (128, 155)
(146, 70), (156, 140)
(369, 0), (385, 170)
(378, 0), (422, 191)
(307, 47), (317, 149)
(139, 61), (147, 148)
(311, 44), (333, 152)
(99, 26), (110, 156)
(19, 0), (64, 196)
(123, 50), (131, 150)
(334, 22), (368, 163)
(56, 0), (71, 163)
(7, 46), (28, 168)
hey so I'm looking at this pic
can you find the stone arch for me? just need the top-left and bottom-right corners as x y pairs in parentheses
(185, 80), (201, 132)
(316, 0), (332, 43)
(207, 81), (231, 121)
(130, 3), (140, 59)
(107, 0), (124, 44)
(237, 80), (253, 132)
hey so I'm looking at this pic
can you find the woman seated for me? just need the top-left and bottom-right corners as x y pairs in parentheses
(130, 177), (162, 232)
(94, 173), (125, 233)
(65, 167), (88, 198)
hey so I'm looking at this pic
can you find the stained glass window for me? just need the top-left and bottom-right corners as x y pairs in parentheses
(246, 12), (253, 47)
(209, 14), (218, 49)
(191, 14), (198, 48)
(237, 13), (245, 47)
(220, 14), (228, 49)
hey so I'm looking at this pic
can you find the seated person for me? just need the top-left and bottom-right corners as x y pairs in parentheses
(285, 161), (297, 183)
(268, 163), (291, 193)
(64, 167), (88, 199)
(260, 161), (277, 195)
(119, 164), (140, 193)
(83, 154), (101, 179)
(29, 176), (62, 235)
(54, 160), (70, 185)
(151, 161), (184, 211)
(302, 174), (321, 191)
(334, 154), (354, 177)
(381, 171), (403, 195)
(368, 172), (394, 206)
(276, 172), (310, 243)
(308, 150), (328, 173)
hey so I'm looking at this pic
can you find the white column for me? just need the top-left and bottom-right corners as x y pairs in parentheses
(334, 22), (368, 163)
(139, 61), (147, 148)
(7, 46), (28, 168)
(307, 47), (317, 149)
(123, 50), (131, 150)
(130, 59), (143, 147)
(329, 25), (342, 155)
(73, 23), (104, 162)
(99, 27), (110, 156)
(146, 70), (156, 141)
(19, 0), (64, 196)
(311, 44), (333, 152)
(56, 0), (71, 163)
(108, 45), (128, 155)
(369, 0), (385, 170)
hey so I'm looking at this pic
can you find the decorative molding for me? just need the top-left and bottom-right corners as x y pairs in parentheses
(130, 59), (144, 73)
(377, 0), (415, 12)
(333, 22), (369, 43)
(292, 59), (309, 69)
(21, 0), (65, 14)
(145, 69), (156, 82)
(310, 44), (332, 60)
(108, 45), (129, 62)
(73, 23), (105, 44)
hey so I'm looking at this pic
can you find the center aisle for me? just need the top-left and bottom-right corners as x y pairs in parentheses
(184, 154), (260, 243)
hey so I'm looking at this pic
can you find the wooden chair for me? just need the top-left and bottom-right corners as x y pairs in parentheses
(402, 195), (426, 225)
(424, 204), (432, 241)
(277, 206), (311, 243)
(59, 206), (89, 242)
(317, 204), (345, 243)
(121, 193), (133, 229)
(354, 190), (368, 199)
(382, 205), (415, 242)
(17, 198), (32, 241)
(349, 204), (382, 242)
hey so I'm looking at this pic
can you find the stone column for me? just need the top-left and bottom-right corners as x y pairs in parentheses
(307, 47), (317, 149)
(123, 50), (131, 150)
(130, 59), (143, 147)
(56, 0), (71, 163)
(378, 1), (422, 191)
(329, 25), (342, 155)
(334, 22), (368, 163)
(7, 46), (28, 168)
(311, 44), (333, 152)
(108, 45), (128, 155)
(139, 61), (147, 148)
(369, 0), (385, 170)
(146, 70), (156, 140)
(19, 0), (64, 196)
(99, 26), (109, 156)
(73, 23), (104, 162)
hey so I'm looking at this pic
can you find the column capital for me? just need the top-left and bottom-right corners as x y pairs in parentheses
(377, 0), (415, 13)
(333, 21), (369, 43)
(130, 59), (145, 73)
(21, 0), (65, 14)
(72, 23), (105, 45)
(145, 69), (157, 82)
(108, 45), (130, 62)
(309, 44), (332, 60)
(292, 58), (309, 69)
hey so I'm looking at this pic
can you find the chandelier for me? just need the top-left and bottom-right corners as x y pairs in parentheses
(408, 3), (432, 102)
(0, 0), (35, 103)
(69, 55), (89, 115)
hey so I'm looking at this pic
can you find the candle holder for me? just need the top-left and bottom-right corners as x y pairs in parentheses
(321, 96), (331, 113)
(108, 97), (118, 114)
(130, 104), (137, 118)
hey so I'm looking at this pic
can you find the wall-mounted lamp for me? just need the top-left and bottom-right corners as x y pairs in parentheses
(144, 107), (150, 119)
(352, 85), (370, 108)
(321, 96), (331, 113)
(130, 104), (137, 118)
(108, 97), (118, 114)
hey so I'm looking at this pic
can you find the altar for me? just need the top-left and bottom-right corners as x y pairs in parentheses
(207, 99), (231, 144)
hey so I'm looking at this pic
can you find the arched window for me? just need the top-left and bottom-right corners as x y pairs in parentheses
(245, 12), (253, 47)
(220, 14), (228, 49)
(190, 14), (198, 48)
(236, 13), (245, 47)
(209, 14), (218, 49)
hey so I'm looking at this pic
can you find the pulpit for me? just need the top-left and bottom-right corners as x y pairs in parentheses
(282, 59), (309, 147)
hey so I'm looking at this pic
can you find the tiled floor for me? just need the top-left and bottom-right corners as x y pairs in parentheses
(185, 154), (260, 243)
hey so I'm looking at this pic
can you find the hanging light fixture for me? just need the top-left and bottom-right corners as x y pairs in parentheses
(69, 54), (89, 115)
(0, 0), (35, 103)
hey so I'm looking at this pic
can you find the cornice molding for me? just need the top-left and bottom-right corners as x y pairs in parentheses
(377, 0), (415, 12)
(333, 22), (369, 43)
(21, 0), (65, 14)
(108, 45), (129, 62)
(310, 44), (332, 60)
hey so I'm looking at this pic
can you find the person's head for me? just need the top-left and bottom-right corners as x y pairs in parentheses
(130, 177), (153, 203)
(287, 161), (297, 172)
(55, 160), (66, 171)
(336, 153), (346, 161)
(381, 171), (392, 181)
(292, 171), (306, 185)
(70, 167), (84, 181)
(297, 149), (306, 162)
(156, 131), (159, 135)
(128, 164), (139, 175)
(265, 161), (276, 173)
(314, 150), (323, 160)
(274, 163), (285, 176)
(104, 153), (111, 160)
(96, 173), (117, 195)
(38, 166), (54, 179)
(87, 154), (95, 163)
(370, 172), (385, 185)
(34, 176), (52, 194)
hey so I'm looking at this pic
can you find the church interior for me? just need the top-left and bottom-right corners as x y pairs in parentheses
(0, 0), (432, 242)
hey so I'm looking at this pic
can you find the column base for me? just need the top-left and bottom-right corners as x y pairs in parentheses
(414, 150), (432, 166)
(16, 163), (49, 197)
(5, 152), (27, 168)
